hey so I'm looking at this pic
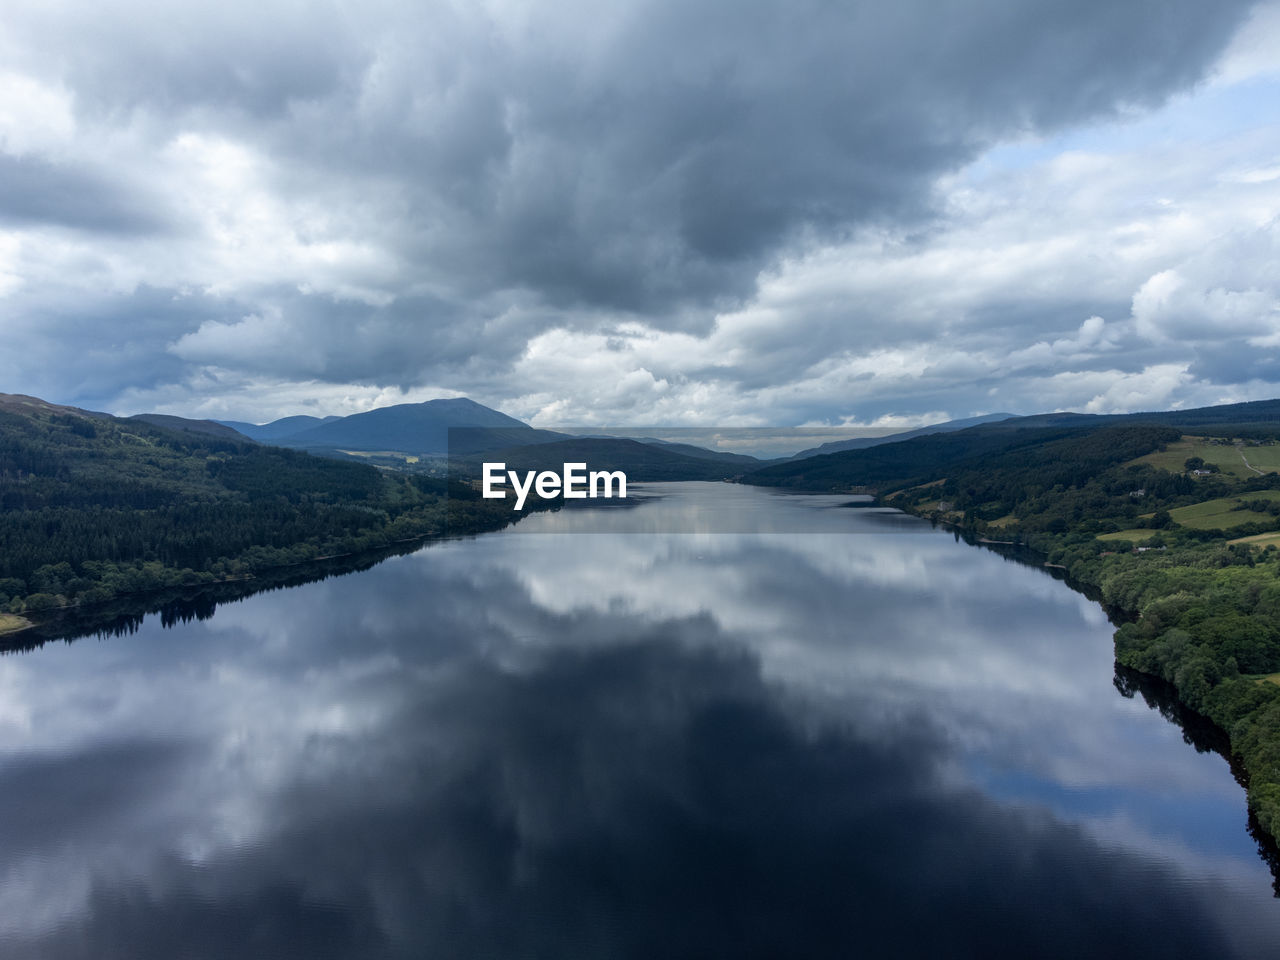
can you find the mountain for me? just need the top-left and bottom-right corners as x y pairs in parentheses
(787, 413), (1016, 460)
(619, 438), (766, 468)
(130, 414), (250, 441)
(0, 393), (110, 420)
(745, 423), (1096, 491)
(951, 398), (1280, 435)
(252, 398), (567, 456)
(219, 414), (342, 441)
(221, 400), (783, 465)
(744, 397), (1280, 492)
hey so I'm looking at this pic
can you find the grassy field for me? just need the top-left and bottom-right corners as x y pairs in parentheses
(1238, 443), (1280, 474)
(0, 613), (31, 635)
(1127, 436), (1269, 480)
(1229, 531), (1280, 548)
(1164, 489), (1280, 530)
(337, 449), (421, 464)
(1097, 528), (1159, 542)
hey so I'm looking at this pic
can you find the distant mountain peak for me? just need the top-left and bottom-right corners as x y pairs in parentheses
(219, 397), (533, 454)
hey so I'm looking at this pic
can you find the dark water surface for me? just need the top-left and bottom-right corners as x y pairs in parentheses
(2, 483), (1279, 957)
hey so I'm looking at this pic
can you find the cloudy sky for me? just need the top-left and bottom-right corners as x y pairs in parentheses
(2, 0), (1279, 428)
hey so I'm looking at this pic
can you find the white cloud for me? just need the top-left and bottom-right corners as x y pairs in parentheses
(0, 72), (76, 156)
(0, 0), (1276, 424)
(1077, 363), (1194, 414)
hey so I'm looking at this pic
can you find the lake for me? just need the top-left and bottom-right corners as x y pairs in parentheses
(2, 483), (1279, 957)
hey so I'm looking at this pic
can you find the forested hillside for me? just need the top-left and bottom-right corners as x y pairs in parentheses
(746, 423), (1182, 496)
(0, 396), (509, 619)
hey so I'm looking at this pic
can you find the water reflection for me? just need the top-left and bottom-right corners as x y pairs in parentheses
(1, 485), (1278, 957)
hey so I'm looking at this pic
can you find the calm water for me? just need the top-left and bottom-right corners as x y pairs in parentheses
(2, 483), (1279, 958)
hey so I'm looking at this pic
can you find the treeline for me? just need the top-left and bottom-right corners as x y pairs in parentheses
(0, 406), (514, 615)
(894, 448), (1280, 539)
(747, 423), (1183, 500)
(920, 428), (1280, 841)
(1026, 536), (1280, 839)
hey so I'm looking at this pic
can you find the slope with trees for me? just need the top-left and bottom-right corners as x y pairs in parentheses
(0, 395), (517, 623)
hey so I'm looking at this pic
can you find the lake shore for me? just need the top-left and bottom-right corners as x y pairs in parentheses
(896, 499), (1280, 848)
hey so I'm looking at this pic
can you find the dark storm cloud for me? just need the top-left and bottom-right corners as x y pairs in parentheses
(12, 286), (226, 406)
(20, 0), (1251, 315)
(1, 0), (1270, 419)
(9, 0), (364, 120)
(275, 0), (1254, 316)
(1190, 343), (1280, 385)
(0, 155), (167, 234)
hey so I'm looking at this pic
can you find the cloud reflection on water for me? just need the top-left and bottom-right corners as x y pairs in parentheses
(0, 486), (1278, 956)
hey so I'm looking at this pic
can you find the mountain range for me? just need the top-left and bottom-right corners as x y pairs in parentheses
(220, 414), (342, 440)
(210, 401), (1037, 465)
(62, 393), (1280, 479)
(219, 398), (555, 455)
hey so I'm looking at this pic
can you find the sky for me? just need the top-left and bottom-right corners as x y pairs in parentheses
(1, 0), (1279, 429)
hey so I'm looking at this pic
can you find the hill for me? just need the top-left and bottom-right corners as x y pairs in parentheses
(748, 423), (1111, 492)
(219, 398), (579, 458)
(130, 413), (250, 441)
(0, 393), (110, 420)
(0, 394), (516, 621)
(974, 397), (1280, 435)
(218, 399), (788, 467)
(219, 414), (341, 440)
(786, 413), (1015, 459)
(746, 398), (1280, 491)
(770, 399), (1280, 471)
(266, 398), (555, 454)
(585, 436), (765, 468)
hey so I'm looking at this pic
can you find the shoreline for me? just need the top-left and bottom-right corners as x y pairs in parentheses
(0, 503), (553, 651)
(901, 502), (1280, 851)
(9, 482), (1280, 863)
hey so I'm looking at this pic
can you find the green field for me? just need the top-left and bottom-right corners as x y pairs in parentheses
(1127, 436), (1277, 480)
(1238, 443), (1280, 474)
(1229, 531), (1280, 548)
(1165, 489), (1280, 530)
(1096, 528), (1158, 542)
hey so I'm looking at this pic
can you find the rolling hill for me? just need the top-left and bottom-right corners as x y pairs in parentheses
(220, 414), (342, 440)
(233, 398), (567, 456)
(130, 414), (250, 441)
(786, 413), (1016, 459)
(0, 393), (516, 623)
